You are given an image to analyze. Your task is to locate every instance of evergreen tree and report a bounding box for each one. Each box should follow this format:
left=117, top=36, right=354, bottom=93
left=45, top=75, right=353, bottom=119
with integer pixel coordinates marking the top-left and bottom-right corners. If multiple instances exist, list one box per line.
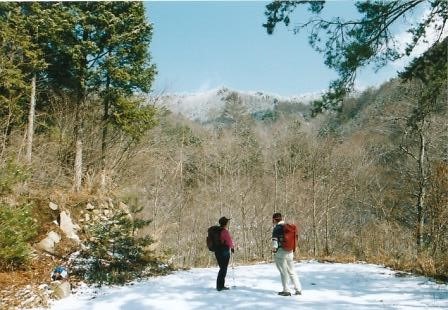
left=74, top=204, right=159, bottom=285
left=35, top=2, right=157, bottom=191
left=0, top=3, right=44, bottom=157
left=263, top=0, right=447, bottom=113
left=0, top=203, right=37, bottom=270
left=87, top=2, right=157, bottom=188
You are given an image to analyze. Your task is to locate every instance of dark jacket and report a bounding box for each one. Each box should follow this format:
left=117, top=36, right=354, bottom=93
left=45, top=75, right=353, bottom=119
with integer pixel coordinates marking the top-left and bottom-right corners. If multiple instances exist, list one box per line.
left=272, top=220, right=285, bottom=251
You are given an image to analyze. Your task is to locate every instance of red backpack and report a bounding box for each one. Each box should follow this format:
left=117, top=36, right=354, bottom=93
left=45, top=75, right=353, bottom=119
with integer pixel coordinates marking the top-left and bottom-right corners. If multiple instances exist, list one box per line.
left=282, top=223, right=298, bottom=252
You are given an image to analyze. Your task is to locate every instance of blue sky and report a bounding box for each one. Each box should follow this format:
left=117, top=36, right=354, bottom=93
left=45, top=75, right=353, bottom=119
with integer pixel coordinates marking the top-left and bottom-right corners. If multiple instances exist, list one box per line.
left=145, top=1, right=418, bottom=97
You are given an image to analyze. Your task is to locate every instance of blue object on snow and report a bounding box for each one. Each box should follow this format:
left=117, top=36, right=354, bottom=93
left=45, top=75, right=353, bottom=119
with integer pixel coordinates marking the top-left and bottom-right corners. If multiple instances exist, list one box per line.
left=51, top=266, right=68, bottom=281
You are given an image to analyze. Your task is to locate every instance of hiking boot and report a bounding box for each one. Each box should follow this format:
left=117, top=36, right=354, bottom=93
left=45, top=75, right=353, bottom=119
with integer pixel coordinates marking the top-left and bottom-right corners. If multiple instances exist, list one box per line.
left=278, top=291, right=291, bottom=296
left=294, top=290, right=302, bottom=295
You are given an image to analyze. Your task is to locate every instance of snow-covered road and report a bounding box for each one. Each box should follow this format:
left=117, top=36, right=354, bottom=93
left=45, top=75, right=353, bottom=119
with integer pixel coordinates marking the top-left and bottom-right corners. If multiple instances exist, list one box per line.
left=48, top=261, right=448, bottom=309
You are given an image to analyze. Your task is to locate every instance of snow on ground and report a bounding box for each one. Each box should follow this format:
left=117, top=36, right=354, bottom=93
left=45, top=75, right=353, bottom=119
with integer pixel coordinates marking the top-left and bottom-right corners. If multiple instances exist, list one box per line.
left=47, top=261, right=448, bottom=310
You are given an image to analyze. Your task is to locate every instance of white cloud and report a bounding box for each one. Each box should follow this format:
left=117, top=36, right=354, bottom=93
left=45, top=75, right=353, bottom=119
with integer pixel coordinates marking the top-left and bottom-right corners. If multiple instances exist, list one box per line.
left=391, top=8, right=448, bottom=70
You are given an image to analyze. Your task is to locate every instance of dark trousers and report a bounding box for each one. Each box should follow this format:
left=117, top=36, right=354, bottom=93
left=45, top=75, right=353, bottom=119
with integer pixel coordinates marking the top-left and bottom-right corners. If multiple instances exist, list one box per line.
left=215, top=250, right=230, bottom=290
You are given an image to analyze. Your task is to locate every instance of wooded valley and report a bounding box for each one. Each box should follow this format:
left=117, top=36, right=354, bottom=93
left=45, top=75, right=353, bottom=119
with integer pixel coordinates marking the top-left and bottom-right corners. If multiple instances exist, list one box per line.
left=0, top=2, right=447, bottom=299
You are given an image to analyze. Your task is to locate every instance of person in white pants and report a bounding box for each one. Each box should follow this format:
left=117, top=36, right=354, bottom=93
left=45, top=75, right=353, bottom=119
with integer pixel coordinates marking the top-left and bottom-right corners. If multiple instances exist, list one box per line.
left=272, top=212, right=302, bottom=296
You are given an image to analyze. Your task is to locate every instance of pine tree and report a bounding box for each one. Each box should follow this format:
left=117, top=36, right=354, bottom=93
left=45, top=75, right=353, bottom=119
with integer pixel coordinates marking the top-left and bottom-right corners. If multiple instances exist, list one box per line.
left=74, top=204, right=161, bottom=285
left=0, top=3, right=43, bottom=157
left=263, top=0, right=447, bottom=112
left=37, top=2, right=157, bottom=191
left=0, top=202, right=37, bottom=270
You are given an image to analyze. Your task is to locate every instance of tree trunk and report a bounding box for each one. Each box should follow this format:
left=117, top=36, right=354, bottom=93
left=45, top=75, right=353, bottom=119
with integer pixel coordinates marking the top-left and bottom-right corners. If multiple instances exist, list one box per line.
left=312, top=164, right=318, bottom=256
left=274, top=161, right=278, bottom=212
left=416, top=127, right=427, bottom=253
left=73, top=83, right=85, bottom=192
left=176, top=132, right=184, bottom=266
left=153, top=185, right=159, bottom=232
left=324, top=193, right=330, bottom=256
left=240, top=194, right=247, bottom=262
left=100, top=94, right=110, bottom=191
left=219, top=165, right=223, bottom=214
left=100, top=55, right=112, bottom=191
left=73, top=125, right=83, bottom=192
left=26, top=75, right=36, bottom=164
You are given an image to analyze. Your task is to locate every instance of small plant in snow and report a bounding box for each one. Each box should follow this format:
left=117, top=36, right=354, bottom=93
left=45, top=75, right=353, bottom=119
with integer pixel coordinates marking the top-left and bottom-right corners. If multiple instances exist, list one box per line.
left=0, top=203, right=37, bottom=270
left=72, top=204, right=160, bottom=285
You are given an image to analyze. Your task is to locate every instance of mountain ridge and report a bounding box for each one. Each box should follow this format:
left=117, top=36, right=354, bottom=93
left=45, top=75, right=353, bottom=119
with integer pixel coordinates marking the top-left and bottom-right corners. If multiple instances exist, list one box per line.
left=153, top=87, right=321, bottom=122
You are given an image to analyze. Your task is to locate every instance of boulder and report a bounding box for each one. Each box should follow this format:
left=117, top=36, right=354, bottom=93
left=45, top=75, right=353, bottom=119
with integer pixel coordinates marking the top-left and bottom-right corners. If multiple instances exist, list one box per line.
left=59, top=211, right=80, bottom=244
left=36, top=231, right=61, bottom=254
left=49, top=202, right=59, bottom=211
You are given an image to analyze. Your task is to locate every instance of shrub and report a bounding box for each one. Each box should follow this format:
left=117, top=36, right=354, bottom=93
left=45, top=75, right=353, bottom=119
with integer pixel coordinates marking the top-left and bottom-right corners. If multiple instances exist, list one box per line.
left=0, top=203, right=37, bottom=270
left=73, top=205, right=165, bottom=285
left=0, top=160, right=28, bottom=194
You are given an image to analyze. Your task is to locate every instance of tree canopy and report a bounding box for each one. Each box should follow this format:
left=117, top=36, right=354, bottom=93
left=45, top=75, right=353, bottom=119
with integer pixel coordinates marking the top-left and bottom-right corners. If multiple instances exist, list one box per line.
left=263, top=0, right=447, bottom=113
left=0, top=2, right=158, bottom=190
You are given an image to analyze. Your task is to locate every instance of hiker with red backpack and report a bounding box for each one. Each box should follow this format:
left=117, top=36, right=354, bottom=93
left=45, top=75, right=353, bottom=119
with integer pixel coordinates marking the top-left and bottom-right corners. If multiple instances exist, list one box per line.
left=207, top=216, right=235, bottom=291
left=271, top=212, right=302, bottom=296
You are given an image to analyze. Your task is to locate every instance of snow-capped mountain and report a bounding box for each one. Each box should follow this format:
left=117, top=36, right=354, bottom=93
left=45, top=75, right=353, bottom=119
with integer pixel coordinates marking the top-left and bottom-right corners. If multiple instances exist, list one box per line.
left=153, top=87, right=321, bottom=122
